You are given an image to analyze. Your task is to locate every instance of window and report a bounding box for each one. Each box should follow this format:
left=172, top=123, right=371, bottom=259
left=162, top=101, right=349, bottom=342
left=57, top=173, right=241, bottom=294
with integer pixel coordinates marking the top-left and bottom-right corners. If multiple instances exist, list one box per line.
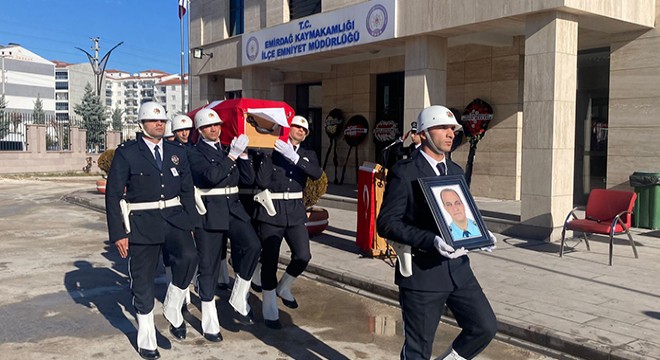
left=56, top=102, right=69, bottom=111
left=106, top=98, right=112, bottom=106
left=55, top=82, right=68, bottom=90
left=289, top=0, right=321, bottom=20
left=171, top=85, right=176, bottom=91
left=56, top=93, right=68, bottom=100
left=230, top=0, right=244, bottom=36
left=56, top=113, right=69, bottom=121
left=55, top=71, right=68, bottom=80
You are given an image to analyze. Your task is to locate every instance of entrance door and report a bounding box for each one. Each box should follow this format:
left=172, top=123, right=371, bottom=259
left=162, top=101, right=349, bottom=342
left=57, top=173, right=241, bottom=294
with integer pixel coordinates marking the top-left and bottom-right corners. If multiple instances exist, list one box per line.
left=376, top=72, right=404, bottom=168
left=574, top=49, right=610, bottom=205
left=295, top=83, right=322, bottom=161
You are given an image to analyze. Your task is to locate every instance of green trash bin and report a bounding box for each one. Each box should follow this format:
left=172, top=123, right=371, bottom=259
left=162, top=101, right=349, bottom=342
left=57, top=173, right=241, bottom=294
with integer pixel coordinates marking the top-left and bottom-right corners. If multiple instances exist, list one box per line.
left=629, top=172, right=660, bottom=229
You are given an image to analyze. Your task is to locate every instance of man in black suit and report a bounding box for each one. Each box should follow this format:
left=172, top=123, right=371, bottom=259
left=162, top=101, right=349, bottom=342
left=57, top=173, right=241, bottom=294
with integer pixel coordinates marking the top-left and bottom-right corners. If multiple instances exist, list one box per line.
left=377, top=105, right=497, bottom=360
left=255, top=115, right=323, bottom=329
left=188, top=108, right=261, bottom=340
left=105, top=101, right=199, bottom=359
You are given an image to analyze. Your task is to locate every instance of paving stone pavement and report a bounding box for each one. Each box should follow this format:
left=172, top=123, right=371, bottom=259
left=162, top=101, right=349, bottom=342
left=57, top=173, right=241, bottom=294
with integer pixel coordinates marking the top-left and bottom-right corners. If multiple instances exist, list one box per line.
left=63, top=181, right=660, bottom=360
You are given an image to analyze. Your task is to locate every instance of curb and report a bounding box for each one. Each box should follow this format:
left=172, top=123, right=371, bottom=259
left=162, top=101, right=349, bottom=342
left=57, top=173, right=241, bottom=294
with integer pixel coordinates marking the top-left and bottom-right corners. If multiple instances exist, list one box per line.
left=64, top=191, right=630, bottom=360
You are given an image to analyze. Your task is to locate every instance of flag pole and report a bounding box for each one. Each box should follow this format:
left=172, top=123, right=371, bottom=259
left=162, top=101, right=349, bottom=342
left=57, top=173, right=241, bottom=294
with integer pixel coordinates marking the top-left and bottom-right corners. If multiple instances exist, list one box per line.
left=179, top=4, right=186, bottom=114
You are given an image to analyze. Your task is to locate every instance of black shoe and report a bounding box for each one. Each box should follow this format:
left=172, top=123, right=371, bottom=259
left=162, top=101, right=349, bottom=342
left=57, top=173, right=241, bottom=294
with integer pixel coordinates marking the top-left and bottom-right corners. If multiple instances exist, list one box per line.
left=279, top=296, right=298, bottom=309
left=250, top=283, right=262, bottom=293
left=169, top=322, right=186, bottom=340
left=217, top=282, right=229, bottom=291
left=264, top=319, right=282, bottom=330
left=138, top=348, right=160, bottom=360
left=181, top=303, right=189, bottom=313
left=236, top=309, right=255, bottom=325
left=203, top=332, right=223, bottom=342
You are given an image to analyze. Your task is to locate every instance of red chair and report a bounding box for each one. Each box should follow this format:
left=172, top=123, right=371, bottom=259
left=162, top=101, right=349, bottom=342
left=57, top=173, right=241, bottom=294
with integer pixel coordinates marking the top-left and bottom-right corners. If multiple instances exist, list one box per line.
left=560, top=189, right=639, bottom=266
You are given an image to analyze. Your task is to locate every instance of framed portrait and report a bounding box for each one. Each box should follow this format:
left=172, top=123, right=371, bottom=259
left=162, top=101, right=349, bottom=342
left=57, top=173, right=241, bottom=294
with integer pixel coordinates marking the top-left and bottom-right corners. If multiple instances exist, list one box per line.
left=418, top=175, right=493, bottom=250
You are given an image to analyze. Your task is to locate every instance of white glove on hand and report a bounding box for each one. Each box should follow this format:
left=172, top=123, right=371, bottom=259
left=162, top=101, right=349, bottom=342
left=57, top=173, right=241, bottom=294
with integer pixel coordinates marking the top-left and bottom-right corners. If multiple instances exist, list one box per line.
left=434, top=236, right=468, bottom=259
left=274, top=139, right=300, bottom=164
left=229, top=134, right=249, bottom=159
left=479, top=231, right=498, bottom=252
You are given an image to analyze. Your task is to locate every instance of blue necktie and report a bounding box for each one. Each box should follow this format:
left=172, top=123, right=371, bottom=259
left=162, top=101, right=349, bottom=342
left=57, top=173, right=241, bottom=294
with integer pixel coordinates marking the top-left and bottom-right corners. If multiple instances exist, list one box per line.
left=437, top=162, right=446, bottom=176
left=154, top=145, right=162, bottom=170
left=463, top=230, right=471, bottom=238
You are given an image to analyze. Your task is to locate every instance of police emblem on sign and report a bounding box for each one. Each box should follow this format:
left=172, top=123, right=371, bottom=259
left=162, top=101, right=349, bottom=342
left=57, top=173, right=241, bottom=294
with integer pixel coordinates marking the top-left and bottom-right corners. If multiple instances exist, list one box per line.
left=246, top=36, right=259, bottom=62
left=366, top=4, right=388, bottom=37
left=171, top=155, right=180, bottom=165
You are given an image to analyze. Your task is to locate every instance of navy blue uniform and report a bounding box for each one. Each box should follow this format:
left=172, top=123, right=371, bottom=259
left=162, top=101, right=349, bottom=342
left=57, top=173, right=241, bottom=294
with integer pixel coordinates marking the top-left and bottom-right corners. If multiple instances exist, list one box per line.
left=377, top=154, right=496, bottom=360
left=188, top=141, right=261, bottom=302
left=255, top=147, right=322, bottom=290
left=105, top=134, right=199, bottom=314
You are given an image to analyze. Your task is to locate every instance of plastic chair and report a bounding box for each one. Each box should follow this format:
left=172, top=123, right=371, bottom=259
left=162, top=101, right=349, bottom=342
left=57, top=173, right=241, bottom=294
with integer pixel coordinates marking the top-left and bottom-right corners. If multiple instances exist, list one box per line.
left=560, top=189, right=639, bottom=265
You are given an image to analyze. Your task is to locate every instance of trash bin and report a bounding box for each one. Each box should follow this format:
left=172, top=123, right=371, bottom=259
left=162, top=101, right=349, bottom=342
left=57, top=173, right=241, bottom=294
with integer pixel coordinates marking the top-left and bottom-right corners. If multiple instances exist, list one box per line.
left=629, top=172, right=660, bottom=229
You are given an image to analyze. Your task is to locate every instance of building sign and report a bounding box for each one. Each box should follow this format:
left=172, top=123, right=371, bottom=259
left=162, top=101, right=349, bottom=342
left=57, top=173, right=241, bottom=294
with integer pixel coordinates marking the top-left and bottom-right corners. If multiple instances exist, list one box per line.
left=242, top=0, right=396, bottom=65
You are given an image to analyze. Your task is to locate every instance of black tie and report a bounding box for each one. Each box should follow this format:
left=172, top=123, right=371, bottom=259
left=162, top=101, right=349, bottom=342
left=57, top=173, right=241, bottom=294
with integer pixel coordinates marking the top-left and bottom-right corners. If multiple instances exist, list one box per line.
left=463, top=230, right=471, bottom=238
left=215, top=143, right=222, bottom=152
left=154, top=145, right=162, bottom=170
left=437, top=162, right=446, bottom=176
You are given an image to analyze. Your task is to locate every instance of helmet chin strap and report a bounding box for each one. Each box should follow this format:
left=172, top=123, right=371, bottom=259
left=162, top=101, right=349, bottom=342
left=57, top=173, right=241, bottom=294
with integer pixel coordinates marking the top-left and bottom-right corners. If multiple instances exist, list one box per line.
left=424, top=129, right=444, bottom=155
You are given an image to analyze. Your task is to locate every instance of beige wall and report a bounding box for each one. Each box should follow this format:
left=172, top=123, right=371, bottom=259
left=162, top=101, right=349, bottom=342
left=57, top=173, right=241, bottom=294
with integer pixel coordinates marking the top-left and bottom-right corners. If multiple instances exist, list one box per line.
left=608, top=3, right=660, bottom=190
left=447, top=37, right=525, bottom=200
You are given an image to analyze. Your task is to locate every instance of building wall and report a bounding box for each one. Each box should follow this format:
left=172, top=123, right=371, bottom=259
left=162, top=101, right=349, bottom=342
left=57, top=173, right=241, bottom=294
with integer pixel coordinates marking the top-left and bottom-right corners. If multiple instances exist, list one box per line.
left=608, top=2, right=660, bottom=189
left=67, top=63, right=96, bottom=119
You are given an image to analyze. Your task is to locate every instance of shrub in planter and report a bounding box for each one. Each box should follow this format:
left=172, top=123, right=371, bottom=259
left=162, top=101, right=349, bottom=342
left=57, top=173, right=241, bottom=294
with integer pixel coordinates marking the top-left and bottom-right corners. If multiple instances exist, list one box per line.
left=303, top=171, right=329, bottom=237
left=96, top=149, right=115, bottom=194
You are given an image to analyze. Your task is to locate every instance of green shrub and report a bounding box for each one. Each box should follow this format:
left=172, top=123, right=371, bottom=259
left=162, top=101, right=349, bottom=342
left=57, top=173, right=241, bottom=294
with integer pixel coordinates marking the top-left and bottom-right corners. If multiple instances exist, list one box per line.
left=97, top=149, right=115, bottom=176
left=304, top=171, right=328, bottom=209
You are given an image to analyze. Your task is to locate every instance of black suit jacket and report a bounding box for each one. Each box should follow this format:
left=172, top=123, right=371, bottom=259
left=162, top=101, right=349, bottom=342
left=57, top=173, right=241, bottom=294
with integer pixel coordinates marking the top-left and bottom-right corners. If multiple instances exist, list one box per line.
left=188, top=141, right=254, bottom=231
left=105, top=134, right=198, bottom=244
left=255, top=147, right=322, bottom=226
left=377, top=152, right=476, bottom=291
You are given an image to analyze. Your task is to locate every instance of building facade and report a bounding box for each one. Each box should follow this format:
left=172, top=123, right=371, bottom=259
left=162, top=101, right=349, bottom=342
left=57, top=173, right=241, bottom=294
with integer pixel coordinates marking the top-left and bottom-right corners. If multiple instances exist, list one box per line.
left=53, top=61, right=97, bottom=123
left=0, top=44, right=55, bottom=114
left=189, top=0, right=660, bottom=241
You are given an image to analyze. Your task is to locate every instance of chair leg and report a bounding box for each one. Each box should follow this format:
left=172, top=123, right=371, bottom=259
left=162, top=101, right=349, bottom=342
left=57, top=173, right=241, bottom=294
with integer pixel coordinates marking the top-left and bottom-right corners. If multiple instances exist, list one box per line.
left=608, top=234, right=614, bottom=266
left=625, top=229, right=639, bottom=259
left=582, top=233, right=591, bottom=251
left=560, top=227, right=567, bottom=257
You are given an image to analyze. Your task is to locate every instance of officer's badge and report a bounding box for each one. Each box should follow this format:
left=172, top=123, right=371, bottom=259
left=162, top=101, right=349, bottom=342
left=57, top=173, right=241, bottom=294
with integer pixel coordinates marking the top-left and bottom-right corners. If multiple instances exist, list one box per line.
left=171, top=155, right=180, bottom=165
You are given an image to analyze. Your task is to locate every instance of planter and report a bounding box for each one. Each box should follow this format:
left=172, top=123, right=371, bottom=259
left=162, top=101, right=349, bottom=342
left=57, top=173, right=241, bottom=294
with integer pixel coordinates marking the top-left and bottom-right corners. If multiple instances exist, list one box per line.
left=96, top=179, right=107, bottom=194
left=305, top=206, right=329, bottom=237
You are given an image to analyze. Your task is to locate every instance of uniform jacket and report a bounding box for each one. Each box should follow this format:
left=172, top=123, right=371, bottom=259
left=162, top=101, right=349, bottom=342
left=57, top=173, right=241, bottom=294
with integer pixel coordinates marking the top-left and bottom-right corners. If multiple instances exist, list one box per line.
left=105, top=134, right=198, bottom=244
left=376, top=153, right=476, bottom=291
left=188, top=141, right=254, bottom=231
left=255, top=146, right=322, bottom=226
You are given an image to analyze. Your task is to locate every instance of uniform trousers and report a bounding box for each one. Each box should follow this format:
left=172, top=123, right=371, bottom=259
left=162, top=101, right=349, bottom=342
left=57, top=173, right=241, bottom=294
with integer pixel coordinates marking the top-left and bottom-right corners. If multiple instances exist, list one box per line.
left=128, top=223, right=198, bottom=314
left=259, top=222, right=311, bottom=291
left=195, top=213, right=261, bottom=301
left=399, top=278, right=497, bottom=360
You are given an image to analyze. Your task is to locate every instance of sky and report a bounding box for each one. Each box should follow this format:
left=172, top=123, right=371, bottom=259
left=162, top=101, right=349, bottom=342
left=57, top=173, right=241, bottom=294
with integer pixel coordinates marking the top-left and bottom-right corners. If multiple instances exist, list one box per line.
left=1, top=0, right=189, bottom=74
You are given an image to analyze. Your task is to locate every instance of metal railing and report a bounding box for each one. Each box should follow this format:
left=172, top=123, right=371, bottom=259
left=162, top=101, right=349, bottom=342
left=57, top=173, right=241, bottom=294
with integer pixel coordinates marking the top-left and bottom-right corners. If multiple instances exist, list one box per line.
left=0, top=111, right=84, bottom=151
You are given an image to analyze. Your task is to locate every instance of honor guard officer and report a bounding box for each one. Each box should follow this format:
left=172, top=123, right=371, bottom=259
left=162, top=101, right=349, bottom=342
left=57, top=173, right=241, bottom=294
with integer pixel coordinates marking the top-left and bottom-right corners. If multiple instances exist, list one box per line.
left=254, top=115, right=323, bottom=329
left=171, top=114, right=194, bottom=145
left=188, top=108, right=262, bottom=341
left=105, top=101, right=199, bottom=360
left=377, top=105, right=497, bottom=360
left=164, top=120, right=175, bottom=142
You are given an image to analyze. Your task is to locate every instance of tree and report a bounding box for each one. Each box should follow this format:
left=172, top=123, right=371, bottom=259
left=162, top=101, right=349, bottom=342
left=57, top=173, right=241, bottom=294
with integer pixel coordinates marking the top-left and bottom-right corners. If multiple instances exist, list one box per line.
left=0, top=95, right=7, bottom=139
left=75, top=83, right=107, bottom=152
left=111, top=106, right=124, bottom=131
left=33, top=94, right=45, bottom=124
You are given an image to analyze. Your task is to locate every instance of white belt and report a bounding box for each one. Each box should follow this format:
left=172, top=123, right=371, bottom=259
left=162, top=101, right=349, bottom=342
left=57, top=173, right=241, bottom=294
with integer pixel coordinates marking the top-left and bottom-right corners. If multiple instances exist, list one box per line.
left=269, top=191, right=303, bottom=200
left=197, top=186, right=239, bottom=196
left=127, top=197, right=182, bottom=211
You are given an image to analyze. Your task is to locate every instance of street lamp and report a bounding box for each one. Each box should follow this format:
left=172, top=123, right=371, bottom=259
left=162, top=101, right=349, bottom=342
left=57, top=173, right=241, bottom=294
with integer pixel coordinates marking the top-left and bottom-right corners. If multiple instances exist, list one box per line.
left=192, top=47, right=213, bottom=59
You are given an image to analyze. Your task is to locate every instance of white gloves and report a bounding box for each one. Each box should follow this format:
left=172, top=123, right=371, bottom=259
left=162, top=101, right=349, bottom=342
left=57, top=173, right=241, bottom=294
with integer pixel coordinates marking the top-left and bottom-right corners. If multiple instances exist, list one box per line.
left=434, top=236, right=468, bottom=259
left=479, top=231, right=498, bottom=252
left=274, top=139, right=300, bottom=164
left=229, top=134, right=249, bottom=159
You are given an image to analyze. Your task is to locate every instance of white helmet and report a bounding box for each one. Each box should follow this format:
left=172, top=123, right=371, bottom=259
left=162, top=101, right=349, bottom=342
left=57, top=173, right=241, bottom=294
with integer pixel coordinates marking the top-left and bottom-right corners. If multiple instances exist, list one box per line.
left=172, top=114, right=193, bottom=131
left=195, top=108, right=222, bottom=129
left=291, top=115, right=309, bottom=133
left=416, top=105, right=462, bottom=134
left=138, top=101, right=168, bottom=122
left=164, top=120, right=174, bottom=137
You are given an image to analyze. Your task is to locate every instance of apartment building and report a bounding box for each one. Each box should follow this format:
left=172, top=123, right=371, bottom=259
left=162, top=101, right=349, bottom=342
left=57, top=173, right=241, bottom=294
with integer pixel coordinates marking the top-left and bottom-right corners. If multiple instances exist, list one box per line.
left=0, top=44, right=54, bottom=114
left=52, top=61, right=96, bottom=123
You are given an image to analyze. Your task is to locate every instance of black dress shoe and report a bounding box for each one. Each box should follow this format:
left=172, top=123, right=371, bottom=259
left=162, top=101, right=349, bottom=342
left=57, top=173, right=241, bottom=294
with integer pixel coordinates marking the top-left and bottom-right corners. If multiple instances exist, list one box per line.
left=169, top=322, right=186, bottom=340
left=138, top=348, right=160, bottom=360
left=279, top=296, right=298, bottom=309
left=264, top=319, right=282, bottom=330
left=235, top=309, right=255, bottom=325
left=203, top=332, right=223, bottom=342
left=250, top=283, right=262, bottom=293
left=217, top=282, right=229, bottom=291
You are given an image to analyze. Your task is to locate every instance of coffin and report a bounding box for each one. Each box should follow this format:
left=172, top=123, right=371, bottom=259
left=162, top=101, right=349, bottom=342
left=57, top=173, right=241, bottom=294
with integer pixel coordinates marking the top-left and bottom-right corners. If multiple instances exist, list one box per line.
left=188, top=98, right=295, bottom=148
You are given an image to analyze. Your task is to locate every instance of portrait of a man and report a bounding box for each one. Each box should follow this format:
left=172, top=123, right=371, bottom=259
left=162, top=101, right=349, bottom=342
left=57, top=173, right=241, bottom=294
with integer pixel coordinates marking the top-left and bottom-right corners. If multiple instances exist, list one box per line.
left=437, top=187, right=482, bottom=241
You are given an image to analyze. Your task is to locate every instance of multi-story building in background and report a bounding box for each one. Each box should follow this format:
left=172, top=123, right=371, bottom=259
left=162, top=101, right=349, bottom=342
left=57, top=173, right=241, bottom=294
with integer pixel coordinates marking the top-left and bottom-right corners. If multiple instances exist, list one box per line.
left=0, top=44, right=55, bottom=115
left=52, top=61, right=96, bottom=124
left=154, top=75, right=188, bottom=115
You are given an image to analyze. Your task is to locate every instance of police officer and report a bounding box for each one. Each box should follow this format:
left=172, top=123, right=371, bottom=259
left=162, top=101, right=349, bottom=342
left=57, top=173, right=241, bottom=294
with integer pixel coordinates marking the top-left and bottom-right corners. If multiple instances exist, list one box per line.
left=377, top=105, right=497, bottom=360
left=105, top=101, right=199, bottom=360
left=171, top=114, right=194, bottom=145
left=255, top=115, right=323, bottom=329
left=188, top=108, right=262, bottom=341
left=164, top=119, right=175, bottom=142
